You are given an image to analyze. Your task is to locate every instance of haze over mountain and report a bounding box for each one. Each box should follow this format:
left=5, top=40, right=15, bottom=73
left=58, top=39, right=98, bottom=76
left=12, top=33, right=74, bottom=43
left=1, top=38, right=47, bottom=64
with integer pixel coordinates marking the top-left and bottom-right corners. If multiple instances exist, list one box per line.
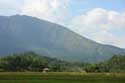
left=0, top=15, right=125, bottom=62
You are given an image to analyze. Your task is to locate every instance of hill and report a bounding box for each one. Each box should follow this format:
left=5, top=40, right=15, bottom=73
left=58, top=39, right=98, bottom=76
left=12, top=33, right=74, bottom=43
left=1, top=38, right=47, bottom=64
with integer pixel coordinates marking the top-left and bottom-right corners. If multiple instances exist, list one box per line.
left=0, top=15, right=125, bottom=62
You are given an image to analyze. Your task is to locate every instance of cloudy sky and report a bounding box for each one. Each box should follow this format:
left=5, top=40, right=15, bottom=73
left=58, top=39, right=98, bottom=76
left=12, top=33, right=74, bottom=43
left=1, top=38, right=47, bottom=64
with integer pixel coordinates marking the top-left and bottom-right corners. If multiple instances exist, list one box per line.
left=0, top=0, right=125, bottom=48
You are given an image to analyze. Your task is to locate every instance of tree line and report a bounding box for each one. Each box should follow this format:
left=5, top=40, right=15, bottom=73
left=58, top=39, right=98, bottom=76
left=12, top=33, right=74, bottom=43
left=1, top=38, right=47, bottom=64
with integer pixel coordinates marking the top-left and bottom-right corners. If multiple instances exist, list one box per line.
left=0, top=52, right=124, bottom=72
left=0, top=52, right=72, bottom=72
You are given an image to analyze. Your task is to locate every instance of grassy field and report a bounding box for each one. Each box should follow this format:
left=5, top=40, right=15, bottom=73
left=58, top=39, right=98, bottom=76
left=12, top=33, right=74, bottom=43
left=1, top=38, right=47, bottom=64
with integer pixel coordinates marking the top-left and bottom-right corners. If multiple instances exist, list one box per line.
left=0, top=72, right=125, bottom=83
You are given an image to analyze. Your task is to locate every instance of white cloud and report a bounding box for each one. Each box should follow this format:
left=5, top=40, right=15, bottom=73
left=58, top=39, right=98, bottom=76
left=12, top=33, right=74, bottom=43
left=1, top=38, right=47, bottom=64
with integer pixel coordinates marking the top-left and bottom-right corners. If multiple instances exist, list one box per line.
left=21, top=0, right=71, bottom=25
left=108, top=11, right=123, bottom=27
left=91, top=30, right=125, bottom=48
left=68, top=8, right=125, bottom=48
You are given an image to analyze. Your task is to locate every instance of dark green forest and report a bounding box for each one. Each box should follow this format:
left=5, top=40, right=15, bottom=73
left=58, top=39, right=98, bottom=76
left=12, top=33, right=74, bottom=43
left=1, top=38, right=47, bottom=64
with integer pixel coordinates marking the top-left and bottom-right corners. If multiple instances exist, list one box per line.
left=0, top=52, right=125, bottom=72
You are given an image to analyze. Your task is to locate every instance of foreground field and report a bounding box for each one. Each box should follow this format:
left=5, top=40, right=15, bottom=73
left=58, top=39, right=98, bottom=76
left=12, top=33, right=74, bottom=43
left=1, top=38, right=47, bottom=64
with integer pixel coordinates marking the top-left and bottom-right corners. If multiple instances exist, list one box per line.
left=0, top=72, right=125, bottom=83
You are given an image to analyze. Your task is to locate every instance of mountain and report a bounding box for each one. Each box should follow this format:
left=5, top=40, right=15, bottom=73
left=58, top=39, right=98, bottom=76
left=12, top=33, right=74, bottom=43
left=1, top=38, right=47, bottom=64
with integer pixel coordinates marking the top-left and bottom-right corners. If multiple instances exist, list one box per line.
left=0, top=15, right=125, bottom=62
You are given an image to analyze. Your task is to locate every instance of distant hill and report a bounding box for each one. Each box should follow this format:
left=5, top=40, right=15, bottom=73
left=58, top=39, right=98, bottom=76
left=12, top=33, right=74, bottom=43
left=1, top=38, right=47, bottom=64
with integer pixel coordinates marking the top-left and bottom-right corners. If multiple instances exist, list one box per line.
left=0, top=15, right=125, bottom=62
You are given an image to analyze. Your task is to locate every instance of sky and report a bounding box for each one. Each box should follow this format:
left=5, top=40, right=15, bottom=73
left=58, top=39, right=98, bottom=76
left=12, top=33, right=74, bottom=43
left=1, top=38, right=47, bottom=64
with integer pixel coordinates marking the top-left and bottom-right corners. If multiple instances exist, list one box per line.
left=0, top=0, right=125, bottom=48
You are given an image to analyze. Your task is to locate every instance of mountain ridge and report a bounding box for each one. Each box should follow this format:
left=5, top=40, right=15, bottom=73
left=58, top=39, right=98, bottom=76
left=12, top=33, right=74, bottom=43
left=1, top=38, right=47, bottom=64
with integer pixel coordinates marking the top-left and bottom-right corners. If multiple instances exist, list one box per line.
left=0, top=15, right=125, bottom=62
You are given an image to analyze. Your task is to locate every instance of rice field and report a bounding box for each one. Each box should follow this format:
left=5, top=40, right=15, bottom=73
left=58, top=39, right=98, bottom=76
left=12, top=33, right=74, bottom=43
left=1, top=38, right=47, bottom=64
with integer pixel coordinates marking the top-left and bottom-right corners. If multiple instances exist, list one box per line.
left=0, top=72, right=124, bottom=83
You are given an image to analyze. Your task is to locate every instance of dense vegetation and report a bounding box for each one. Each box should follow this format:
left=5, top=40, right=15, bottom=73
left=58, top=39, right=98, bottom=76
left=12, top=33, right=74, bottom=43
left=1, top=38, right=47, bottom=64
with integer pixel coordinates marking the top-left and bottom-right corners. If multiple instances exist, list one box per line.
left=99, top=55, right=125, bottom=72
left=0, top=52, right=72, bottom=72
left=0, top=52, right=125, bottom=72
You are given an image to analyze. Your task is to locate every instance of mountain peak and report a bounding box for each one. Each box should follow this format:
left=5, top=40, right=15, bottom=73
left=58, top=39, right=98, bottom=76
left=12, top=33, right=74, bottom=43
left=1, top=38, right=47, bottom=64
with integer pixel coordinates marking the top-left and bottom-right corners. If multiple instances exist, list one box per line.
left=0, top=15, right=125, bottom=62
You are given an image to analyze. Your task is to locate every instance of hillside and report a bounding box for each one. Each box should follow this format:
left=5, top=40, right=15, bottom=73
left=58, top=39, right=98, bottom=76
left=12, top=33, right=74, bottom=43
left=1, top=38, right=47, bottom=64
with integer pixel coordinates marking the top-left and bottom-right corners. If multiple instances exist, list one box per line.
left=0, top=15, right=125, bottom=62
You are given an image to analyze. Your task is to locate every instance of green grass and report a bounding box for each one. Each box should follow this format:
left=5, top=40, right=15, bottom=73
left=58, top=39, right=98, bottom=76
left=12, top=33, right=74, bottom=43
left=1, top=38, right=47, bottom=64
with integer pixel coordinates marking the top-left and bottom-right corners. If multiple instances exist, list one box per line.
left=0, top=72, right=125, bottom=83
left=1, top=80, right=124, bottom=83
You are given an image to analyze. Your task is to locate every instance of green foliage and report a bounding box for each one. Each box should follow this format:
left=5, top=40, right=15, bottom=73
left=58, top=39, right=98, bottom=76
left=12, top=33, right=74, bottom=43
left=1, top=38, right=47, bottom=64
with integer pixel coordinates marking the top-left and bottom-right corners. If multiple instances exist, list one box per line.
left=0, top=52, right=124, bottom=72
left=107, top=55, right=125, bottom=72
left=87, top=55, right=125, bottom=73
left=0, top=52, right=71, bottom=72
